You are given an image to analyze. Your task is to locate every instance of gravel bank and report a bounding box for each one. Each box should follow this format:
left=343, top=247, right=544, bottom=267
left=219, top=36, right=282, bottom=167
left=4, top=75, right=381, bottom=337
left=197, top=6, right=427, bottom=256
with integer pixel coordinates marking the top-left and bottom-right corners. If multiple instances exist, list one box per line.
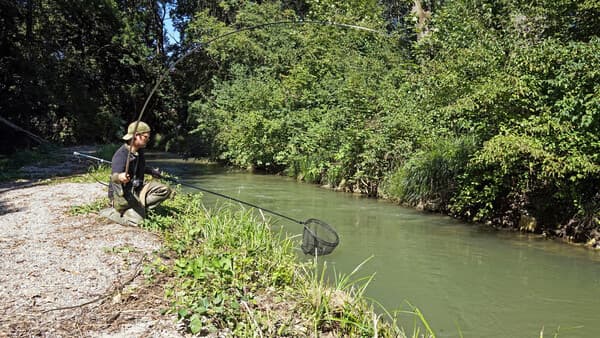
left=0, top=181, right=182, bottom=337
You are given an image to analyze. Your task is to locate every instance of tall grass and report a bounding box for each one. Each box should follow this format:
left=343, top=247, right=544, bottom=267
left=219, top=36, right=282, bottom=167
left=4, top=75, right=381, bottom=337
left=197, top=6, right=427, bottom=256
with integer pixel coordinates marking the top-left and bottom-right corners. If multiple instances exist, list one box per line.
left=382, top=136, right=476, bottom=211
left=142, top=191, right=435, bottom=337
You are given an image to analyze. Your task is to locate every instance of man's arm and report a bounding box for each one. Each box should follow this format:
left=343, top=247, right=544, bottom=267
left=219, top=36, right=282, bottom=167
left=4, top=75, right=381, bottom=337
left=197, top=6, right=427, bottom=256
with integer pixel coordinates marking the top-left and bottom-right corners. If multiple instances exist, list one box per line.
left=111, top=147, right=131, bottom=184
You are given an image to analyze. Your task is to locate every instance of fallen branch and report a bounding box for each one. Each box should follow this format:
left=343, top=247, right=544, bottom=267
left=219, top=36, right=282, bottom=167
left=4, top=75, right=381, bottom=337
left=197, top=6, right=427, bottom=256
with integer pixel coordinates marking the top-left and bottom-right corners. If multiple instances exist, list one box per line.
left=42, top=253, right=147, bottom=313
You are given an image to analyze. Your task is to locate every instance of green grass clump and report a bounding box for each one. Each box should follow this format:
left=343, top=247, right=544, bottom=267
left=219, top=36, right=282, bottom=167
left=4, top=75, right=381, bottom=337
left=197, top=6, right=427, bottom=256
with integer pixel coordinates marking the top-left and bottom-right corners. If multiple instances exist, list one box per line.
left=65, top=164, right=111, bottom=184
left=143, top=191, right=434, bottom=337
left=69, top=197, right=110, bottom=215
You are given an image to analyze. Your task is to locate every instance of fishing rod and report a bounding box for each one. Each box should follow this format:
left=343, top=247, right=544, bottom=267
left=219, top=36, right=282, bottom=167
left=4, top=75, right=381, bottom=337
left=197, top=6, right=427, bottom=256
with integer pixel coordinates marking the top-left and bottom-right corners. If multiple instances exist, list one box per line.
left=125, top=19, right=387, bottom=174
left=73, top=151, right=111, bottom=164
left=73, top=151, right=340, bottom=255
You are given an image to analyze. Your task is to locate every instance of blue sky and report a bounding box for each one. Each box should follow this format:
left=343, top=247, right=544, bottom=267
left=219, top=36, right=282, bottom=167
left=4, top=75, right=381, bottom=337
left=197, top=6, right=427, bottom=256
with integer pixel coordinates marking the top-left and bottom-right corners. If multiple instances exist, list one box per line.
left=163, top=3, right=179, bottom=45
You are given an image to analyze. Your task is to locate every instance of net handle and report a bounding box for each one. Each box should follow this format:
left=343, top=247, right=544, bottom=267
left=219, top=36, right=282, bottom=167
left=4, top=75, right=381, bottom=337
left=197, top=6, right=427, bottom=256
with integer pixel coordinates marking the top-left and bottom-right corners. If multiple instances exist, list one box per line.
left=170, top=178, right=339, bottom=254
left=167, top=177, right=305, bottom=224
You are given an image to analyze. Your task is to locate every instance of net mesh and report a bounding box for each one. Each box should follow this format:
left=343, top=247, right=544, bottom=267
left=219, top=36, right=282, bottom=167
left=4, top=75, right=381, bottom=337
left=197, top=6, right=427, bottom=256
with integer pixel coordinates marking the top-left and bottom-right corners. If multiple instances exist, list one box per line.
left=301, top=218, right=339, bottom=256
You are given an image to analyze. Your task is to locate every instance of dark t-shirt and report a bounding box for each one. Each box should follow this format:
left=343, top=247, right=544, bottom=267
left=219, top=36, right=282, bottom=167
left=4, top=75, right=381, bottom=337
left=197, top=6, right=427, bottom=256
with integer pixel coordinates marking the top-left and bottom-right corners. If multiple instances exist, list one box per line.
left=108, top=144, right=146, bottom=199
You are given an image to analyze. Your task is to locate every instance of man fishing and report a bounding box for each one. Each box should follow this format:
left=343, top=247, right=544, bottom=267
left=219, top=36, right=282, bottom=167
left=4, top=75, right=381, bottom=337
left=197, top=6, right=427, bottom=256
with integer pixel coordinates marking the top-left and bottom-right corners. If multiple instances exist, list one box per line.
left=99, top=121, right=172, bottom=226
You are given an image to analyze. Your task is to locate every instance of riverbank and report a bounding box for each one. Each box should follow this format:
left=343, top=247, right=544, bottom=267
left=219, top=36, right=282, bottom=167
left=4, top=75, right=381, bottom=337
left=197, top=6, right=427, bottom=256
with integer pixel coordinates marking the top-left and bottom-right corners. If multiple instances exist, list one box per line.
left=0, top=181, right=181, bottom=336
left=321, top=180, right=600, bottom=251
left=0, top=150, right=425, bottom=337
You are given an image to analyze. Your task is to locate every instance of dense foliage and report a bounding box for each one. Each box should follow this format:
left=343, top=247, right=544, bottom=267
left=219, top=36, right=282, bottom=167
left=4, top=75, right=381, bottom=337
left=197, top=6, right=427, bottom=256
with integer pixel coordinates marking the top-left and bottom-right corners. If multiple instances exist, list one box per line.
left=181, top=0, right=600, bottom=239
left=1, top=0, right=180, bottom=151
left=2, top=0, right=599, bottom=240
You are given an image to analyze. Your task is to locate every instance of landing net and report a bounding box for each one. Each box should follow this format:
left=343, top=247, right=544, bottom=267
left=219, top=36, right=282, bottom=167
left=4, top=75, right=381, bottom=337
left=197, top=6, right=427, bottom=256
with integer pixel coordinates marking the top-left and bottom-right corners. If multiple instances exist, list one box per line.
left=301, top=218, right=340, bottom=256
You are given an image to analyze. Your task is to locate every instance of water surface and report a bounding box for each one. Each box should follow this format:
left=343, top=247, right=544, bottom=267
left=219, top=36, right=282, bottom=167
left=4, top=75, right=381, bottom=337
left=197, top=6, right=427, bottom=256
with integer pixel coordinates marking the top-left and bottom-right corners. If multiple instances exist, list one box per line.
left=151, top=158, right=600, bottom=338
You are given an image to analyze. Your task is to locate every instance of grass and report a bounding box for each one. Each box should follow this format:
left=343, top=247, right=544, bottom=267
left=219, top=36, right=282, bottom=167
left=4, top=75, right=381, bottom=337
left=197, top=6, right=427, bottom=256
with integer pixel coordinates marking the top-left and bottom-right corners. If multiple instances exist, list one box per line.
left=138, top=190, right=436, bottom=337
left=66, top=164, right=111, bottom=184
left=69, top=196, right=110, bottom=215
left=0, top=144, right=63, bottom=182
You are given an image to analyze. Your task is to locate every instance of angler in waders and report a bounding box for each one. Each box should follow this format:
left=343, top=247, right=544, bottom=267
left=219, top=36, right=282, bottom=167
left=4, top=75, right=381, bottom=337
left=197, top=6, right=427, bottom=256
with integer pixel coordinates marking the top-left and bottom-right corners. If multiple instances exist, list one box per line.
left=99, top=121, right=172, bottom=226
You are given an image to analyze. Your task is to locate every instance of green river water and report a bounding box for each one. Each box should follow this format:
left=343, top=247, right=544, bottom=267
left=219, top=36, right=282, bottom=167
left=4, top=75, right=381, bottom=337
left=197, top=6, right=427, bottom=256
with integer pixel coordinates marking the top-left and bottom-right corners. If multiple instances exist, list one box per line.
left=152, top=158, right=600, bottom=338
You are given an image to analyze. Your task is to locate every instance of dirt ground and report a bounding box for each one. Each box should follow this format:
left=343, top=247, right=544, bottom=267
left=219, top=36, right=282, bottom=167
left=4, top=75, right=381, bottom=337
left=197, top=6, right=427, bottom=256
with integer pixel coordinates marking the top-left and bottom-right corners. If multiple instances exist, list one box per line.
left=0, top=164, right=185, bottom=336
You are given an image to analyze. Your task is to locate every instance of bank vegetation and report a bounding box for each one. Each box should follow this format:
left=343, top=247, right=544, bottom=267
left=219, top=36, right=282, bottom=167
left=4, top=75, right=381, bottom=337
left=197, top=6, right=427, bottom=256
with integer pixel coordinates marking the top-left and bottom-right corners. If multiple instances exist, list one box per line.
left=2, top=1, right=599, bottom=245
left=142, top=185, right=436, bottom=336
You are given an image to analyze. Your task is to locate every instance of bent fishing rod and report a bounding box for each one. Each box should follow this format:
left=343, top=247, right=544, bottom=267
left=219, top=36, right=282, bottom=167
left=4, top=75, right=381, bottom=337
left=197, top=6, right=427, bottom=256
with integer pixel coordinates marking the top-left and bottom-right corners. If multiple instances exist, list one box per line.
left=74, top=151, right=340, bottom=255
left=125, top=19, right=386, bottom=175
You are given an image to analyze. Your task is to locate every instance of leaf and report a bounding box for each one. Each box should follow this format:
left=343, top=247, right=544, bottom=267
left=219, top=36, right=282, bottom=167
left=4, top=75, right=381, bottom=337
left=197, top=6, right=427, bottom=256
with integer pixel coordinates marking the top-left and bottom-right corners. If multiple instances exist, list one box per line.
left=189, top=314, right=203, bottom=334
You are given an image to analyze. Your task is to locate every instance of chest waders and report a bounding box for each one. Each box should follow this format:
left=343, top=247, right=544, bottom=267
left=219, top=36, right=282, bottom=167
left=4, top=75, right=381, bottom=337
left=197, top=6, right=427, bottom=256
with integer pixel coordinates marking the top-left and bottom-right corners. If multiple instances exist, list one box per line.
left=112, top=153, right=142, bottom=216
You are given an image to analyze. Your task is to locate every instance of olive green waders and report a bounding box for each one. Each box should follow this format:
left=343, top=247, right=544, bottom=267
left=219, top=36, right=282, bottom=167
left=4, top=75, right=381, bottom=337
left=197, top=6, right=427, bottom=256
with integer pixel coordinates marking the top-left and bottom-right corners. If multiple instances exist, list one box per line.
left=99, top=181, right=171, bottom=226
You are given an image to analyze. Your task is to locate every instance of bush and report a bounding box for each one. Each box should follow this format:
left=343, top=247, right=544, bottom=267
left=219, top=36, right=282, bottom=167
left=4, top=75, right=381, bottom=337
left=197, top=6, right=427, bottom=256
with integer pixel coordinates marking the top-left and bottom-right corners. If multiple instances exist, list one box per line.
left=382, top=136, right=477, bottom=211
left=451, top=115, right=600, bottom=230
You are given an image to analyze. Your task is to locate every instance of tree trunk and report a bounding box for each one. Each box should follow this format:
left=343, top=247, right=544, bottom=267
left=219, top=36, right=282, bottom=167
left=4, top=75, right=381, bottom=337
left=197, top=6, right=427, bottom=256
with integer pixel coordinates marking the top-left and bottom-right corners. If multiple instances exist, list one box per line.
left=412, top=0, right=431, bottom=40
left=152, top=0, right=164, bottom=56
left=26, top=0, right=34, bottom=43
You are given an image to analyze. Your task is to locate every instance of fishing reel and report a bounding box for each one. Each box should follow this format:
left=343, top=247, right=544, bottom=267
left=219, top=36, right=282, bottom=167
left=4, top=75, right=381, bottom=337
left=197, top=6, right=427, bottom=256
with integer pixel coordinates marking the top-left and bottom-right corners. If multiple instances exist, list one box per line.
left=131, top=178, right=142, bottom=188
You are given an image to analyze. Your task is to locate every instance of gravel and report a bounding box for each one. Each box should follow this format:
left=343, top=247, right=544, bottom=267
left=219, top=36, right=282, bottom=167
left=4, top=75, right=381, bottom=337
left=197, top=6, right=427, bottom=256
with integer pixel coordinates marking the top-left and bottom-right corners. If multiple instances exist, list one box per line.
left=0, top=181, right=184, bottom=337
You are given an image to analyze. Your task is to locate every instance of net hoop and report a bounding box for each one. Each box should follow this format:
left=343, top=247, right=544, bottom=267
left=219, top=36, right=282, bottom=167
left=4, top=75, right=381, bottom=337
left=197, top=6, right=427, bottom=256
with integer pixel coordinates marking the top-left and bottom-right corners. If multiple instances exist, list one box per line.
left=301, top=218, right=340, bottom=256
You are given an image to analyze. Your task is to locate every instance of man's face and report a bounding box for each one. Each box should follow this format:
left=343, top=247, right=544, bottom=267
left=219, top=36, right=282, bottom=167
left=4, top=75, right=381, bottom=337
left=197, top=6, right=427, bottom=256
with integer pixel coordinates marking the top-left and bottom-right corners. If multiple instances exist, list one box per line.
left=134, top=132, right=150, bottom=148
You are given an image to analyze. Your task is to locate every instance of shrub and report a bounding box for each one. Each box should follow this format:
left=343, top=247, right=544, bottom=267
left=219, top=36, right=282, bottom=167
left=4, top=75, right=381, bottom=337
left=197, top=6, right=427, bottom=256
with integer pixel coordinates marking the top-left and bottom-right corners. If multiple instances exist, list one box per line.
left=383, top=136, right=477, bottom=211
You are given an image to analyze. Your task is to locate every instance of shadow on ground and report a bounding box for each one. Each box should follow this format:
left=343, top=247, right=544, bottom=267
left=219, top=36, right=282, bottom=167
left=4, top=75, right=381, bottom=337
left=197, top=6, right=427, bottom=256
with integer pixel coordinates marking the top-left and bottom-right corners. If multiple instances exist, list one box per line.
left=0, top=200, right=23, bottom=216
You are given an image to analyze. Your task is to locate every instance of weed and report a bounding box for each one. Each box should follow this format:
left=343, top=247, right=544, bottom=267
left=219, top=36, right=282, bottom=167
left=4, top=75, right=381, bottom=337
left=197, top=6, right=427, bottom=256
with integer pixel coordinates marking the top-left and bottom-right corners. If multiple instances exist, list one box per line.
left=69, top=197, right=109, bottom=215
left=144, top=190, right=430, bottom=337
left=66, top=164, right=111, bottom=184
left=103, top=245, right=137, bottom=254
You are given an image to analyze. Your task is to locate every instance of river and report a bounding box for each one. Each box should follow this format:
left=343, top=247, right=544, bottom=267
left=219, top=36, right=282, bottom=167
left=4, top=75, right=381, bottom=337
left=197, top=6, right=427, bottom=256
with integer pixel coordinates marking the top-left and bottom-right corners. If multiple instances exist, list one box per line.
left=150, top=157, right=600, bottom=338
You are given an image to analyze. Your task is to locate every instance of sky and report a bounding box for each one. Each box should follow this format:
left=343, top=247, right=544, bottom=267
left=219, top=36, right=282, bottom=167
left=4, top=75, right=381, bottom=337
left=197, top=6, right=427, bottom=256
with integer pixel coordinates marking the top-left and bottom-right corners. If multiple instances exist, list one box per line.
left=163, top=3, right=180, bottom=45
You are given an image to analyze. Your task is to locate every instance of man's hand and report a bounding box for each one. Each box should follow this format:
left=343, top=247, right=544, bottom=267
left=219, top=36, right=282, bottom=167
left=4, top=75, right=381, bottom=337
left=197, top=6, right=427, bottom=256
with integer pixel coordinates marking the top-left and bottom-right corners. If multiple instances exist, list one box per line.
left=149, top=167, right=162, bottom=178
left=117, top=172, right=130, bottom=184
